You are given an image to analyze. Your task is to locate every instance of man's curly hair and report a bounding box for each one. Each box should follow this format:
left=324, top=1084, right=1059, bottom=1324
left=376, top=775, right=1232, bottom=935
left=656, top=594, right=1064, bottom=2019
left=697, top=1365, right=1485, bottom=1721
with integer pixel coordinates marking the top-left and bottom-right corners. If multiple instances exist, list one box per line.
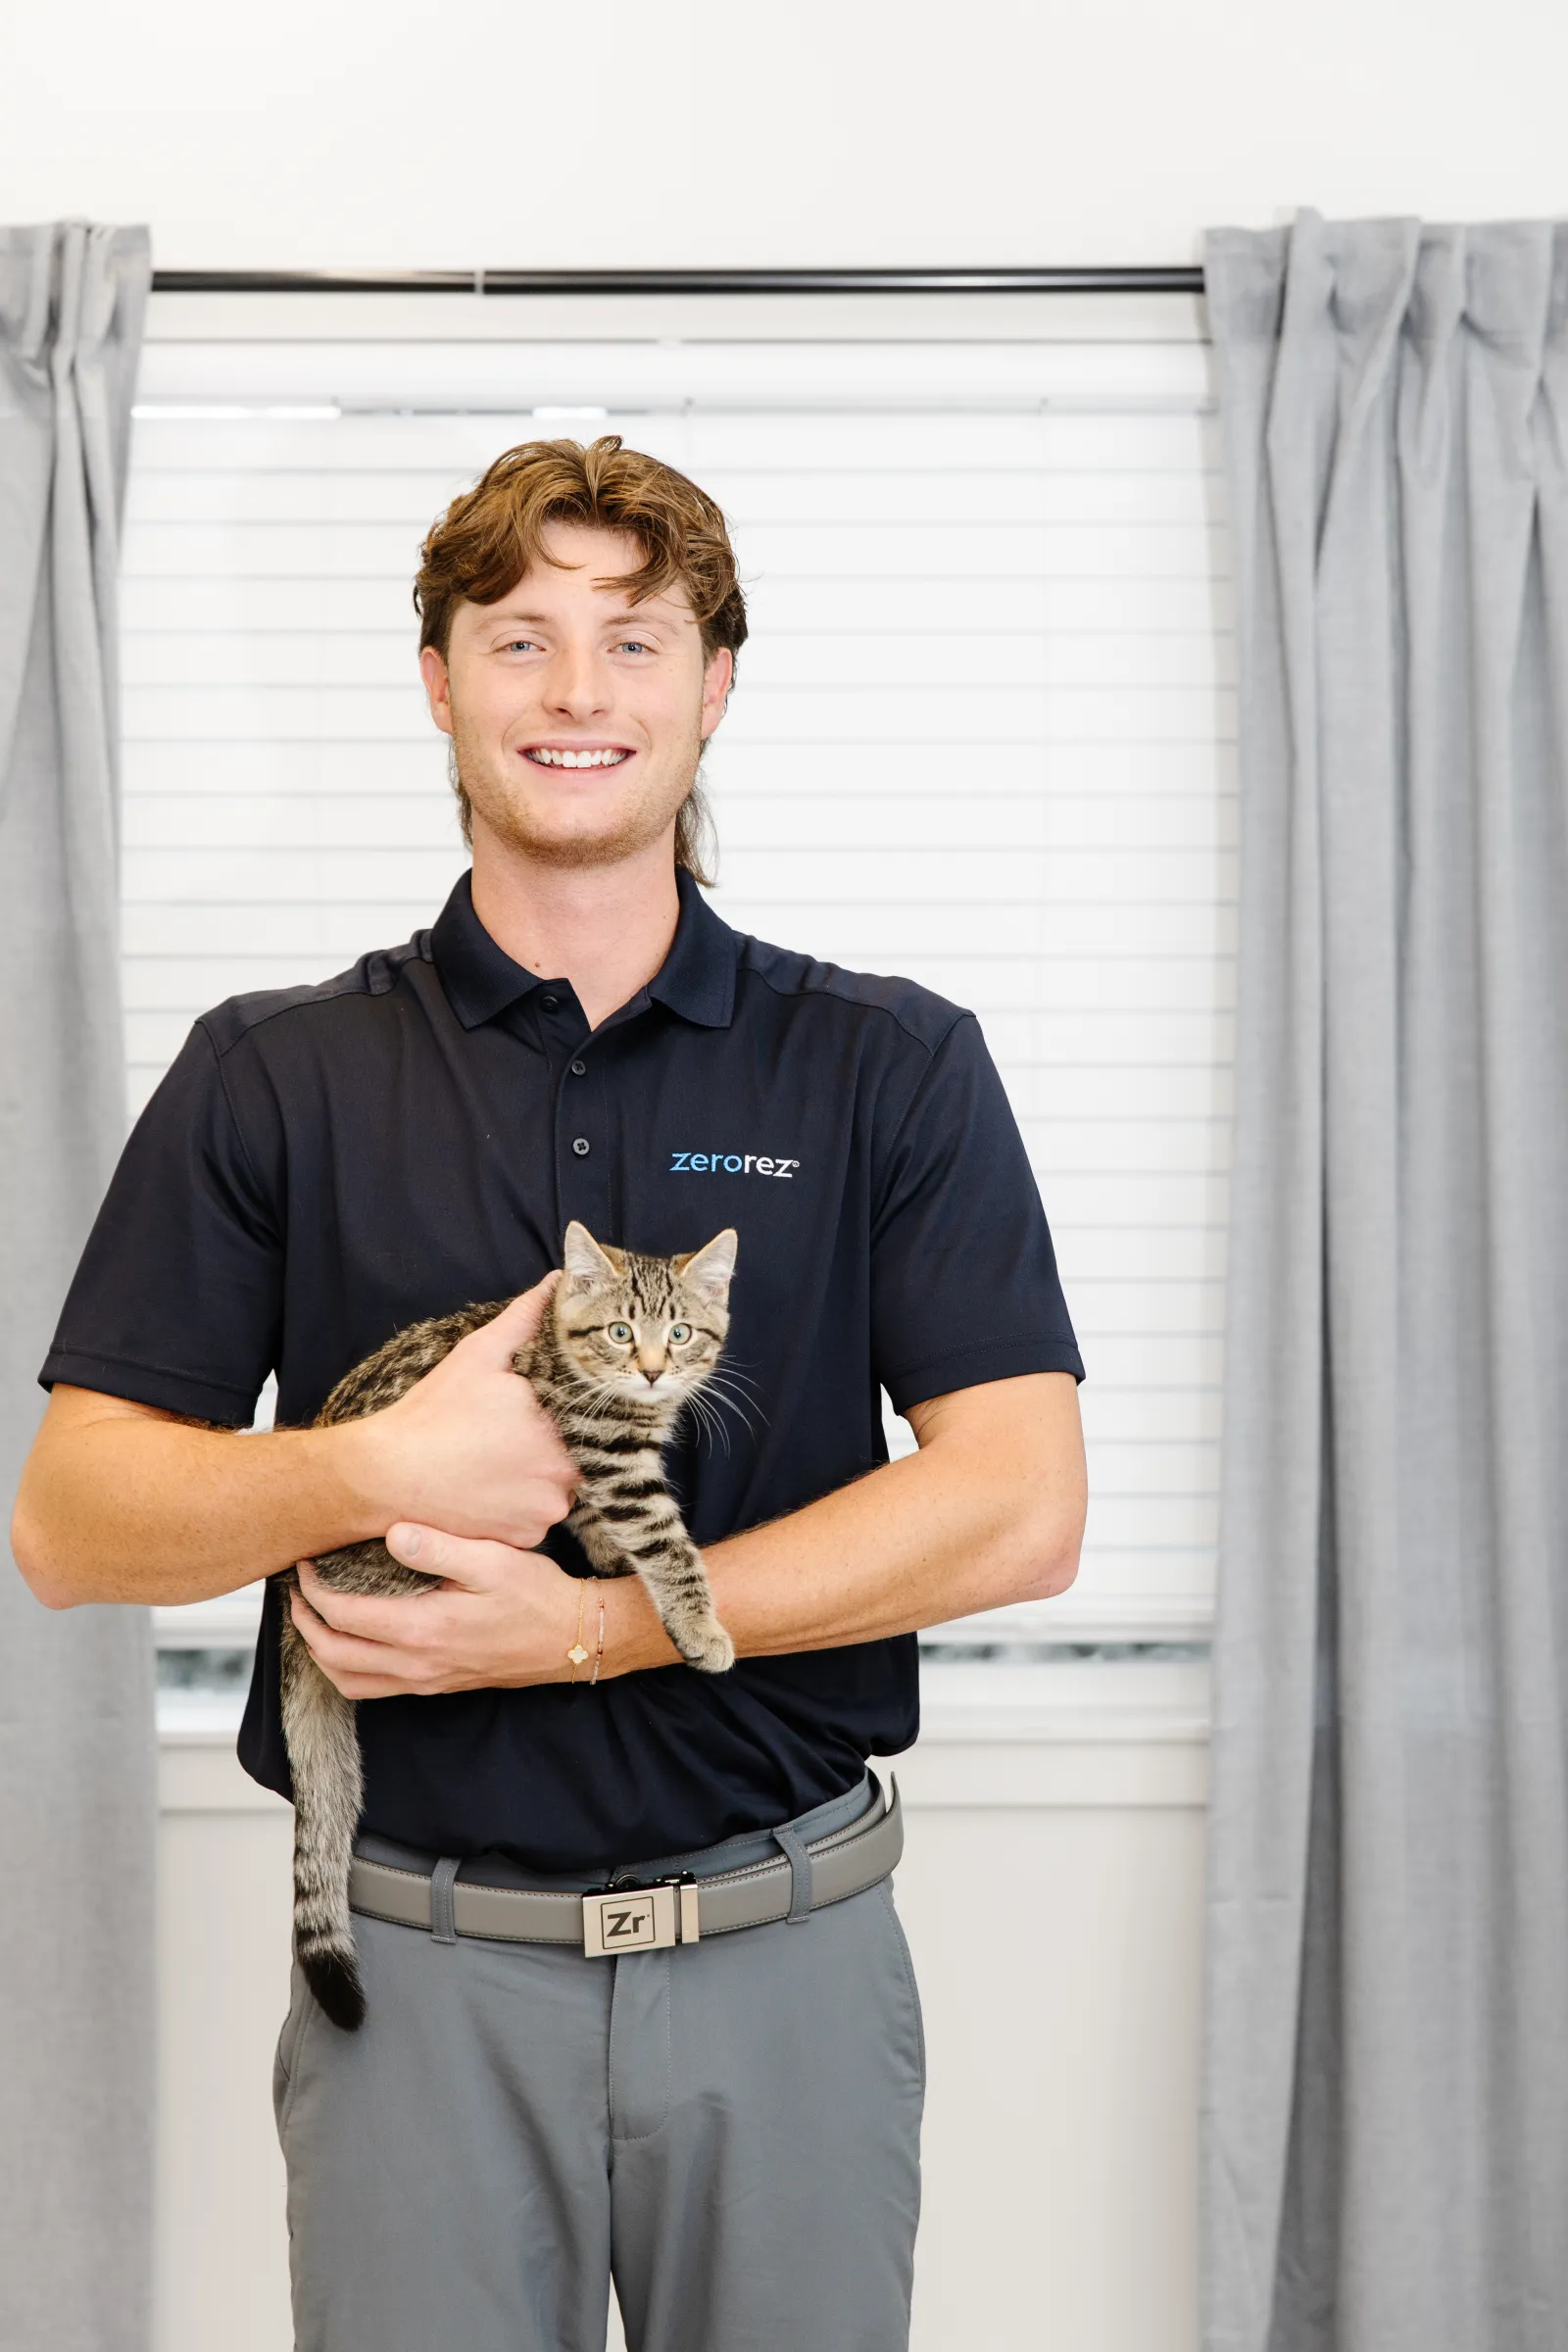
left=414, top=435, right=749, bottom=882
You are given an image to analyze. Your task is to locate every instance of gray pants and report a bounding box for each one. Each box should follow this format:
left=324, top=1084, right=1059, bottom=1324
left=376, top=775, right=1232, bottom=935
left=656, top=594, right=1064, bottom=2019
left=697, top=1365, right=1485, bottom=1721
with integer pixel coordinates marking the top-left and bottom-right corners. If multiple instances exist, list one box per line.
left=273, top=1779, right=924, bottom=2351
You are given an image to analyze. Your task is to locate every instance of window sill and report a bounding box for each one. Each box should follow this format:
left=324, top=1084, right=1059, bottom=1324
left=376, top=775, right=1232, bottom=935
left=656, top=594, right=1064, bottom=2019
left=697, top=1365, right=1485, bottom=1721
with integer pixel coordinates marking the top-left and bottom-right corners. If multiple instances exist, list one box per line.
left=156, top=1655, right=1210, bottom=1815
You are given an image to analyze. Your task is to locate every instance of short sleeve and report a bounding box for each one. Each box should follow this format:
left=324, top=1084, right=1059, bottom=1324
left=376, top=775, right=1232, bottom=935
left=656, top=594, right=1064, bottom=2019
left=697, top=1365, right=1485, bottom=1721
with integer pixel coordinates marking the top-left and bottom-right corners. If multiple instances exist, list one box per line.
left=39, top=1022, right=282, bottom=1425
left=870, top=1014, right=1084, bottom=1413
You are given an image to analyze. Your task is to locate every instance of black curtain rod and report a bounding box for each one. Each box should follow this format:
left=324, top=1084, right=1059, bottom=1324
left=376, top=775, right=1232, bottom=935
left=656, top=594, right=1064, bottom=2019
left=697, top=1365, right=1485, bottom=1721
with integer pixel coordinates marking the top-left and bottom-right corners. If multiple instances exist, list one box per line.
left=150, top=265, right=1205, bottom=297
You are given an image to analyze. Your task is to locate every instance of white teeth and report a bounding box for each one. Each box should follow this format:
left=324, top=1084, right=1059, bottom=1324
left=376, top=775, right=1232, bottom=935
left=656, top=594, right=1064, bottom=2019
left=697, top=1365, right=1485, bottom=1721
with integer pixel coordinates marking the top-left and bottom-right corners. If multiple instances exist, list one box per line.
left=527, top=746, right=630, bottom=768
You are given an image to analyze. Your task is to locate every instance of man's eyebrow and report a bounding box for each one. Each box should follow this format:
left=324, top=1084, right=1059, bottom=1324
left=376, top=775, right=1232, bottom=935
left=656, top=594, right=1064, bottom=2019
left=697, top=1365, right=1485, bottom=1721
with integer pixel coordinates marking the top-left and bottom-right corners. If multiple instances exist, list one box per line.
left=481, top=602, right=684, bottom=631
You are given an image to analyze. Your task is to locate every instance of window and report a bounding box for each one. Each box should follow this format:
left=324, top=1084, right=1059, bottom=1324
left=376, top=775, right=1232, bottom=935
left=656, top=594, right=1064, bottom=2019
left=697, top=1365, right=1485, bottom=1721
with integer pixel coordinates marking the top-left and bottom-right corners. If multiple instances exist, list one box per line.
left=130, top=317, right=1230, bottom=1682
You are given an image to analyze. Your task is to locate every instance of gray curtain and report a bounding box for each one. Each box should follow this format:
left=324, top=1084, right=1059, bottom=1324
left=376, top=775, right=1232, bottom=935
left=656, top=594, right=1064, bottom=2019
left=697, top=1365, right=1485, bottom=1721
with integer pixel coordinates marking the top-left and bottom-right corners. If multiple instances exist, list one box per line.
left=1201, top=213, right=1568, bottom=2352
left=0, top=222, right=155, bottom=2352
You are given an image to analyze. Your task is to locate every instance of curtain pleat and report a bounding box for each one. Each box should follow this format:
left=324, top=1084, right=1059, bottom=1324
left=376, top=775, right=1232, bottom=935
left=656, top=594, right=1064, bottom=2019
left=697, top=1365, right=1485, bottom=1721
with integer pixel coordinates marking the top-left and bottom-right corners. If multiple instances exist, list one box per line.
left=0, top=220, right=155, bottom=2352
left=1203, top=213, right=1568, bottom=2352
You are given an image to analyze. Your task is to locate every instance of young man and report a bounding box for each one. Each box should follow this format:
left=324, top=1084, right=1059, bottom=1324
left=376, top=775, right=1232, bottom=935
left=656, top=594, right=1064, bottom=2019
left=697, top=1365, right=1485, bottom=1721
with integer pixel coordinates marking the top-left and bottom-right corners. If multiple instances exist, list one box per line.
left=14, top=437, right=1086, bottom=2352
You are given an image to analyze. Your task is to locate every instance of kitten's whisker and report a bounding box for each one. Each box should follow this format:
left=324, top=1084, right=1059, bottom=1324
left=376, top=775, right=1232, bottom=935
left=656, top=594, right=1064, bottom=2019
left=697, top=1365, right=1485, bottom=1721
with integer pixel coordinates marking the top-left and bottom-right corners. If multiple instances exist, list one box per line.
left=683, top=1391, right=731, bottom=1456
left=704, top=1374, right=763, bottom=1416
left=575, top=1386, right=628, bottom=1431
left=699, top=1380, right=765, bottom=1440
left=703, top=1369, right=767, bottom=1421
left=699, top=1392, right=735, bottom=1454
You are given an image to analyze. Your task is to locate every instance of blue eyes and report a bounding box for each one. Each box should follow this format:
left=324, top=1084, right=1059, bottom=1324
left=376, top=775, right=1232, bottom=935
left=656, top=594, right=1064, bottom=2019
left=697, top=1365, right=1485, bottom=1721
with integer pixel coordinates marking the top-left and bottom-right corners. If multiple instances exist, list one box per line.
left=499, top=639, right=652, bottom=657
left=606, top=1319, right=690, bottom=1346
left=608, top=1322, right=633, bottom=1344
left=669, top=1323, right=692, bottom=1344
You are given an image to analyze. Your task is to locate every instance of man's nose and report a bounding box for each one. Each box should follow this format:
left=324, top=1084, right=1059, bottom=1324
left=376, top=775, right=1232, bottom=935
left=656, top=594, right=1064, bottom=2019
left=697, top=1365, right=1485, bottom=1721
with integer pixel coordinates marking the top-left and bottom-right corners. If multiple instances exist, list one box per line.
left=544, top=648, right=610, bottom=716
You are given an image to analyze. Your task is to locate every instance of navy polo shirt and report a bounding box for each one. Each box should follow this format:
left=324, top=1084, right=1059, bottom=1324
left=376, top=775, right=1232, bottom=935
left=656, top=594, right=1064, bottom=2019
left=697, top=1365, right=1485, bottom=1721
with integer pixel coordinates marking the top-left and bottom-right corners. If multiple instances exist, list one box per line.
left=42, top=868, right=1083, bottom=1871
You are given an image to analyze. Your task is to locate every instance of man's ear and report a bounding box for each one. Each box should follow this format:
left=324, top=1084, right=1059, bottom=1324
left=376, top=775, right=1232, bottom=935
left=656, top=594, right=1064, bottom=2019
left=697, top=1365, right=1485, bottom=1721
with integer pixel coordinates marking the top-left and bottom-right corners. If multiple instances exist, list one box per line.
left=699, top=645, right=734, bottom=744
left=419, top=642, right=454, bottom=738
left=675, top=1228, right=739, bottom=1300
left=563, top=1222, right=623, bottom=1285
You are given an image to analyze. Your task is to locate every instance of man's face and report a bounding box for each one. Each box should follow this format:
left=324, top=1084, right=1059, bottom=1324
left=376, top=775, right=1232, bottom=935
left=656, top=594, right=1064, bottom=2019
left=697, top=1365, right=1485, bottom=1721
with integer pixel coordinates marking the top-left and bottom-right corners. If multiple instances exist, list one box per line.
left=418, top=521, right=733, bottom=870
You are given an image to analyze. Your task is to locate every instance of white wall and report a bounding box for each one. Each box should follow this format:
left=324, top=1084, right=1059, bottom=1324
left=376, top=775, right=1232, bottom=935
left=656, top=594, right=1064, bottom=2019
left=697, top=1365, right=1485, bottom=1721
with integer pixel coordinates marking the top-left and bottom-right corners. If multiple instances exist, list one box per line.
left=158, top=1664, right=1208, bottom=2352
left=0, top=0, right=1562, bottom=271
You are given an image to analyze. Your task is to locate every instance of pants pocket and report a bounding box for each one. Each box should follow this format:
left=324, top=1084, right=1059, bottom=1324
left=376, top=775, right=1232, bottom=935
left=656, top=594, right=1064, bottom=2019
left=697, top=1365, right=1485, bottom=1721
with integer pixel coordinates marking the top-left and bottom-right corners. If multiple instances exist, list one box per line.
left=878, top=1878, right=927, bottom=2093
left=273, top=1962, right=318, bottom=2140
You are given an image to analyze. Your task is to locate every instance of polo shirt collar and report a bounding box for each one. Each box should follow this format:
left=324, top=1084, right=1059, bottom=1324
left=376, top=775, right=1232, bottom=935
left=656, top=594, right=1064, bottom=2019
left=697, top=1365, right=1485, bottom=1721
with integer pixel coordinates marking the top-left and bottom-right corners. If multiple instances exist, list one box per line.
left=648, top=869, right=738, bottom=1029
left=429, top=866, right=737, bottom=1033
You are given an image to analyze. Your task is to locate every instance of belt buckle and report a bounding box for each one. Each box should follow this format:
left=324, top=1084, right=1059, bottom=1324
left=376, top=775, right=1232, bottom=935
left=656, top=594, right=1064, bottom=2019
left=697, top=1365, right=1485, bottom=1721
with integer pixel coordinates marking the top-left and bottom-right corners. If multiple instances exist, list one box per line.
left=581, top=1872, right=699, bottom=1958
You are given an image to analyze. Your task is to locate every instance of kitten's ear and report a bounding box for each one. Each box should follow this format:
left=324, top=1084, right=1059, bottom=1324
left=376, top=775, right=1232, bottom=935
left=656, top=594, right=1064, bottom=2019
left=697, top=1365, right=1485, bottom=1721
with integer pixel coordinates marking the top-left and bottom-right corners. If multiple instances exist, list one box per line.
left=562, top=1222, right=622, bottom=1286
left=675, top=1228, right=739, bottom=1301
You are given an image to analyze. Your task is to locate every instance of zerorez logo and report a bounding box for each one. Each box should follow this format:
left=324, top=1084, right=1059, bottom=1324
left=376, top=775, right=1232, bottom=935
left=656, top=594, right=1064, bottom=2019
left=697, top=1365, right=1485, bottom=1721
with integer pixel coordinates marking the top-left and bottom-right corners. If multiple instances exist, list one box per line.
left=669, top=1150, right=799, bottom=1178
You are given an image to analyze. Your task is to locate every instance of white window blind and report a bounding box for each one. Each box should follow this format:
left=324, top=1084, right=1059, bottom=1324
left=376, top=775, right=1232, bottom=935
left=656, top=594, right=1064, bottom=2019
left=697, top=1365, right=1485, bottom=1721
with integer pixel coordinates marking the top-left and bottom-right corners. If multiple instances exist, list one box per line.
left=128, top=331, right=1231, bottom=1658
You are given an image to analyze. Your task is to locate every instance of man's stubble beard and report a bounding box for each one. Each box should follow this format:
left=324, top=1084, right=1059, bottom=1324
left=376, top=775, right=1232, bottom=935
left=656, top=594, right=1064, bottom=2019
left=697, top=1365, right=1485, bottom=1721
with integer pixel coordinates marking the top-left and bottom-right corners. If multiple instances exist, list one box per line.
left=450, top=709, right=704, bottom=873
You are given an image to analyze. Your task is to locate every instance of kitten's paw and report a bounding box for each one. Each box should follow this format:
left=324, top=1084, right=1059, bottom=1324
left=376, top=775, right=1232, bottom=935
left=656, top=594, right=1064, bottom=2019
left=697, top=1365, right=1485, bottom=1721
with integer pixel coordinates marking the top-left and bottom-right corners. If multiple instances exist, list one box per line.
left=682, top=1620, right=736, bottom=1675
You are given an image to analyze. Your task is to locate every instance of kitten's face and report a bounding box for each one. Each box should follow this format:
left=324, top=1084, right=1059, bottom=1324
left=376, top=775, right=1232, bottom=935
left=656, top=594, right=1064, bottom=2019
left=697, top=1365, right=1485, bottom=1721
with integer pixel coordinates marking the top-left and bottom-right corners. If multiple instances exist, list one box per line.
left=554, top=1222, right=737, bottom=1400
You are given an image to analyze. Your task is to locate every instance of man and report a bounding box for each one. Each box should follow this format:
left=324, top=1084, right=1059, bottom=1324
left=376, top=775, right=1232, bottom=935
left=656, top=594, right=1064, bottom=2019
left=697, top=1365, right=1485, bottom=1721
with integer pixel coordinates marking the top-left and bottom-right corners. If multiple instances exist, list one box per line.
left=13, top=436, right=1086, bottom=2351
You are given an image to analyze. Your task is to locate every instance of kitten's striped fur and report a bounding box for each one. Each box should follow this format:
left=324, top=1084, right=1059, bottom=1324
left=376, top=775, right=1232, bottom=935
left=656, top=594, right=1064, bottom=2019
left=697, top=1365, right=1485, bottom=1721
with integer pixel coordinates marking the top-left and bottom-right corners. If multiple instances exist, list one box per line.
left=279, top=1220, right=738, bottom=2031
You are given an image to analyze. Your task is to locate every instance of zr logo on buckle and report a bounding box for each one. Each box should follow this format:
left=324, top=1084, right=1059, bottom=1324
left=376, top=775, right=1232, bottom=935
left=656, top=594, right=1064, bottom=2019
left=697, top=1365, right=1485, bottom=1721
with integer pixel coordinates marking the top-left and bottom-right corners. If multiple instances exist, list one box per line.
left=582, top=1880, right=700, bottom=1958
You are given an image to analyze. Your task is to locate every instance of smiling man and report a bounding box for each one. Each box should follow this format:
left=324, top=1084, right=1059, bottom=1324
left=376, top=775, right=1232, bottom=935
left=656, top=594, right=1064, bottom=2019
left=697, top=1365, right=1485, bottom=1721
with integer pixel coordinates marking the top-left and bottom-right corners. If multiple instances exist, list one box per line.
left=13, top=437, right=1087, bottom=2352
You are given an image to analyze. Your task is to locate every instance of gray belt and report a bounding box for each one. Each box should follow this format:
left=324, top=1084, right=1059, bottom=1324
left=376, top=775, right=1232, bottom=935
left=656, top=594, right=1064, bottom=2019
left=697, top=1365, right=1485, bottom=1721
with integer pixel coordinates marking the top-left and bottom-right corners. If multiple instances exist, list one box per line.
left=350, top=1778, right=903, bottom=1958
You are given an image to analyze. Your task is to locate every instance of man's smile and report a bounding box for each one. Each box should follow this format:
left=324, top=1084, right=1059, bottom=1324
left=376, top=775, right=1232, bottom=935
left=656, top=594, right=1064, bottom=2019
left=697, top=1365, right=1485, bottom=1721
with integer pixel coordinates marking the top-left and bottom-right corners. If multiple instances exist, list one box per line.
left=521, top=743, right=634, bottom=769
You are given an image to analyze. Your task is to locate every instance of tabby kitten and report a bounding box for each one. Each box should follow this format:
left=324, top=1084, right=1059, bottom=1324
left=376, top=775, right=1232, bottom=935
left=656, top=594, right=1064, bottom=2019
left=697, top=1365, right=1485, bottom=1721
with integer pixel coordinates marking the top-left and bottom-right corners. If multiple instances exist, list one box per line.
left=280, top=1220, right=739, bottom=2031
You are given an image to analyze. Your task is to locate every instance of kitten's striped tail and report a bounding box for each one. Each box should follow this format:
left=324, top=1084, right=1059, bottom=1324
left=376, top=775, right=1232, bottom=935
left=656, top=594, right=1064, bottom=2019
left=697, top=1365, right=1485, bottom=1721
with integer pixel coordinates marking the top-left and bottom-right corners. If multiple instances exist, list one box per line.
left=279, top=1596, right=368, bottom=2032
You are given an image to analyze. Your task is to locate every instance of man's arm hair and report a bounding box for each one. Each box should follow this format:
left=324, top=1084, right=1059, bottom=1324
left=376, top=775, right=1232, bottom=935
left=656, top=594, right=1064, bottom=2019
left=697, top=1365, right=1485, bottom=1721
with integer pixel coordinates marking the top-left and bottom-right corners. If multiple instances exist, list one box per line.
left=686, top=1368, right=1087, bottom=1658
left=297, top=1368, right=1091, bottom=1696
left=11, top=1385, right=379, bottom=1608
left=10, top=1283, right=576, bottom=1610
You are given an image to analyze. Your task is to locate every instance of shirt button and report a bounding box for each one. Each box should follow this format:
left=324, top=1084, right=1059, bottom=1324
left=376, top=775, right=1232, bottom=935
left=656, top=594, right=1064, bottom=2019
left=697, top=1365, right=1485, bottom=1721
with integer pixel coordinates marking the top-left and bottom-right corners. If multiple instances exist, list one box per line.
left=572, top=1137, right=591, bottom=1157
left=569, top=1059, right=586, bottom=1077
left=541, top=994, right=559, bottom=1012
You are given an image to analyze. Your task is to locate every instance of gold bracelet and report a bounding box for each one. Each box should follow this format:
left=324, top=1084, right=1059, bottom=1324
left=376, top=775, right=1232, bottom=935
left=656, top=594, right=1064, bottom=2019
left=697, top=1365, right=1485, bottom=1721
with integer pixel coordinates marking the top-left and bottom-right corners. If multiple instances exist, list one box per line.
left=589, top=1598, right=606, bottom=1687
left=566, top=1580, right=591, bottom=1680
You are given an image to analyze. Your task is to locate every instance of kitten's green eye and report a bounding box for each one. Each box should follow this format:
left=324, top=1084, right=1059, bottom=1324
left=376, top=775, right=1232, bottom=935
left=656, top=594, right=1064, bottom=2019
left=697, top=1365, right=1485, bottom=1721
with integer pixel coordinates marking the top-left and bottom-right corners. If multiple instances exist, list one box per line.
left=668, top=1322, right=692, bottom=1344
left=608, top=1321, right=633, bottom=1345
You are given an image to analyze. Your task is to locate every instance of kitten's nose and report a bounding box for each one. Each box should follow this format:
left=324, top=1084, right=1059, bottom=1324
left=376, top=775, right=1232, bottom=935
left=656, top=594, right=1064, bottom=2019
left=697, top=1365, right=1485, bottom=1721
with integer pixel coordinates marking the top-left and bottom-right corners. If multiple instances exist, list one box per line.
left=643, top=1367, right=662, bottom=1387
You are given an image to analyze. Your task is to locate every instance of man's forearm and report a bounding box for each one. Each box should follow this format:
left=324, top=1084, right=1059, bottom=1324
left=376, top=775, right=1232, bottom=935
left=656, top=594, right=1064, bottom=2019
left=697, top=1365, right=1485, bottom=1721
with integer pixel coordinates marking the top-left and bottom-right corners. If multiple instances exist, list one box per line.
left=233, top=1371, right=1083, bottom=1702
left=13, top=1396, right=382, bottom=1608
left=13, top=1288, right=579, bottom=1614
left=600, top=1374, right=1087, bottom=1678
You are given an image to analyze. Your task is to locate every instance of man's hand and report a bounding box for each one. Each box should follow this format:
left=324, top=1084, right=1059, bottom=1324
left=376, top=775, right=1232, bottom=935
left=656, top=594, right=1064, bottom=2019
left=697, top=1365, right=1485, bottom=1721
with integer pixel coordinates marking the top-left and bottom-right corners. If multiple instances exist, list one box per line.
left=334, top=1279, right=579, bottom=1552
left=289, top=1279, right=591, bottom=1695
left=291, top=1531, right=583, bottom=1699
